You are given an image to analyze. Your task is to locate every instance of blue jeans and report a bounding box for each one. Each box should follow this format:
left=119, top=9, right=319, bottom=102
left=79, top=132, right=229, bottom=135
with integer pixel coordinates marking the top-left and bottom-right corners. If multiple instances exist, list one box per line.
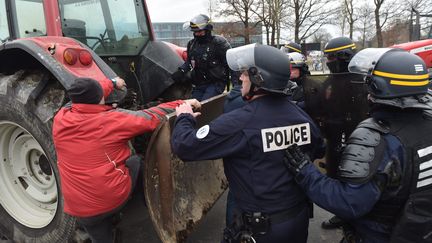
left=192, top=82, right=225, bottom=101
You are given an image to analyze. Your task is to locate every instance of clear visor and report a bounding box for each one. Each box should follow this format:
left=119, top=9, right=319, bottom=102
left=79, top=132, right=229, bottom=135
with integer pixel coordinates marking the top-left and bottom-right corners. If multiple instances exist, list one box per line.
left=348, top=48, right=394, bottom=74
left=288, top=52, right=305, bottom=64
left=182, top=21, right=191, bottom=31
left=226, top=44, right=257, bottom=71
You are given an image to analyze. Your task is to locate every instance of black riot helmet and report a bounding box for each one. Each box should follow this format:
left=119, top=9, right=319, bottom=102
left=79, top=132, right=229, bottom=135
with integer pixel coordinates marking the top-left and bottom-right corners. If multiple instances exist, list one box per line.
left=324, top=37, right=356, bottom=73
left=282, top=42, right=302, bottom=54
left=186, top=14, right=213, bottom=32
left=349, top=48, right=431, bottom=108
left=226, top=44, right=292, bottom=95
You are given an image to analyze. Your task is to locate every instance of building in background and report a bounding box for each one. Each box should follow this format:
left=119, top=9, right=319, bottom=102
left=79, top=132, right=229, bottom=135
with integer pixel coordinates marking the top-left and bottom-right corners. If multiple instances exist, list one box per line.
left=152, top=22, right=262, bottom=47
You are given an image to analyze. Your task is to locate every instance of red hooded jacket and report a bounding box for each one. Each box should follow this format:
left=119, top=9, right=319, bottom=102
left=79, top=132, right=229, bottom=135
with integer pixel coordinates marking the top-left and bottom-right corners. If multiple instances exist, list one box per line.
left=53, top=79, right=184, bottom=217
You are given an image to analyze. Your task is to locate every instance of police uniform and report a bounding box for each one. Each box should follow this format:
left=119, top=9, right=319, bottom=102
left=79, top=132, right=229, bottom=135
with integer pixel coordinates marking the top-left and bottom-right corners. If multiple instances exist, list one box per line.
left=172, top=95, right=324, bottom=243
left=287, top=52, right=310, bottom=107
left=178, top=14, right=231, bottom=101
left=285, top=48, right=432, bottom=242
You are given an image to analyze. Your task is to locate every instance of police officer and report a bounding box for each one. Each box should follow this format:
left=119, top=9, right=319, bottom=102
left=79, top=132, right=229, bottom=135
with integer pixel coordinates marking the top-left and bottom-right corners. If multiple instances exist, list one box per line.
left=281, top=42, right=302, bottom=54
left=321, top=37, right=358, bottom=229
left=171, top=14, right=231, bottom=101
left=284, top=48, right=432, bottom=242
left=287, top=52, right=310, bottom=105
left=171, top=44, right=324, bottom=243
left=323, top=37, right=356, bottom=73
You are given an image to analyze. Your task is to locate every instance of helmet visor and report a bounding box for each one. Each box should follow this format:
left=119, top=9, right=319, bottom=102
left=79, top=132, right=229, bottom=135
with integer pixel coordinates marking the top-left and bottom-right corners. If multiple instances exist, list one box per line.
left=288, top=52, right=305, bottom=66
left=226, top=44, right=257, bottom=71
left=348, top=48, right=394, bottom=74
left=183, top=21, right=191, bottom=31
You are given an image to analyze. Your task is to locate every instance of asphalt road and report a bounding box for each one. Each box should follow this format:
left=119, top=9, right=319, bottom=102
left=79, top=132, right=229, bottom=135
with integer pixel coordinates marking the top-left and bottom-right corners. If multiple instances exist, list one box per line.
left=119, top=190, right=342, bottom=243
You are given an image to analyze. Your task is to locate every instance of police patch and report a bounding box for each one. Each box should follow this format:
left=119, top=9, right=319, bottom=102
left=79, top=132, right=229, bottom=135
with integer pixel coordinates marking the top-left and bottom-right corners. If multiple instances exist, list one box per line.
left=196, top=125, right=210, bottom=139
left=261, top=123, right=311, bottom=152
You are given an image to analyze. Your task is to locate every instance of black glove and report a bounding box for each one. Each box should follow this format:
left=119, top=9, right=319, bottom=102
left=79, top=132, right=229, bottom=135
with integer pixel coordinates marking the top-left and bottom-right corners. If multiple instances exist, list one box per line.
left=283, top=144, right=311, bottom=176
left=171, top=68, right=186, bottom=83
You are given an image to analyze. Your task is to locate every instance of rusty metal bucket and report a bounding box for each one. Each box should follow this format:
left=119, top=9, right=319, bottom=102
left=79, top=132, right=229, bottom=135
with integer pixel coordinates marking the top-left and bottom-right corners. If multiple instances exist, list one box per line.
left=144, top=94, right=228, bottom=243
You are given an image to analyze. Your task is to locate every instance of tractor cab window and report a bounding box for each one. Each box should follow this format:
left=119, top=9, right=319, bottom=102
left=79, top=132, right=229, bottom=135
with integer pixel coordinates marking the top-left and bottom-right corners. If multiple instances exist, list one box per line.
left=0, top=1, right=8, bottom=42
left=14, top=0, right=47, bottom=38
left=59, top=0, right=150, bottom=56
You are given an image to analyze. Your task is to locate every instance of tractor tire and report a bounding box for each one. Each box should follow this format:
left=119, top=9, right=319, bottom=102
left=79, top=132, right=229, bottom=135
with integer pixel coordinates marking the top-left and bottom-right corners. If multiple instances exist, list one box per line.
left=0, top=70, right=75, bottom=242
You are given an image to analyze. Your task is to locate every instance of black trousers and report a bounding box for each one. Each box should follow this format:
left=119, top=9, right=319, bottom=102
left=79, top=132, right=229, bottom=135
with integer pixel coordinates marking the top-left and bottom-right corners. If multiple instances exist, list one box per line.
left=76, top=155, right=142, bottom=243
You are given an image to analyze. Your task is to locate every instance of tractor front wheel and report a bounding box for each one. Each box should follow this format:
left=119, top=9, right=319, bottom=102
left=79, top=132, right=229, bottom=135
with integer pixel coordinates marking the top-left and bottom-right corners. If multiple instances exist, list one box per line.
left=0, top=70, right=74, bottom=242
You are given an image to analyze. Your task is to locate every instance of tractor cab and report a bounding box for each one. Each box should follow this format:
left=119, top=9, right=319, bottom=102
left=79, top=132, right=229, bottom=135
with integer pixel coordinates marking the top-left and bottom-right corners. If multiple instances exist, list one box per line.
left=1, top=0, right=189, bottom=105
left=59, top=0, right=151, bottom=57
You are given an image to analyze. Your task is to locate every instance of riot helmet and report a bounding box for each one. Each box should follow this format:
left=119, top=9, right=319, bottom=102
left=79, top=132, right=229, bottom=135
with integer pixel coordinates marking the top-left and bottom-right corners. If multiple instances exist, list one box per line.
left=349, top=48, right=431, bottom=109
left=287, top=52, right=310, bottom=84
left=185, top=14, right=213, bottom=32
left=227, top=44, right=292, bottom=96
left=282, top=42, right=302, bottom=54
left=324, top=37, right=356, bottom=73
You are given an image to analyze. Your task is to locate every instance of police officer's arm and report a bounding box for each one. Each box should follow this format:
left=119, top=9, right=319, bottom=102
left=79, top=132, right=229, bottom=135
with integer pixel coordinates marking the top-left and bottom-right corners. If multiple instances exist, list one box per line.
left=171, top=110, right=248, bottom=161
left=172, top=40, right=194, bottom=82
left=285, top=136, right=403, bottom=219
left=294, top=162, right=382, bottom=219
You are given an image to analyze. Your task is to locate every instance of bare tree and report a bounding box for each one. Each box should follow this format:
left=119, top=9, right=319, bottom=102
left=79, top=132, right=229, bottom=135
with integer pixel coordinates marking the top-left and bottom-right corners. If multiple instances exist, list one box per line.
left=253, top=0, right=289, bottom=46
left=254, top=0, right=273, bottom=45
left=336, top=0, right=347, bottom=36
left=218, top=0, right=260, bottom=44
left=373, top=0, right=385, bottom=47
left=355, top=3, right=375, bottom=48
left=207, top=0, right=219, bottom=20
left=373, top=0, right=401, bottom=47
left=343, top=0, right=355, bottom=39
left=267, top=0, right=290, bottom=47
left=404, top=0, right=432, bottom=40
left=311, top=28, right=332, bottom=47
left=287, top=0, right=338, bottom=43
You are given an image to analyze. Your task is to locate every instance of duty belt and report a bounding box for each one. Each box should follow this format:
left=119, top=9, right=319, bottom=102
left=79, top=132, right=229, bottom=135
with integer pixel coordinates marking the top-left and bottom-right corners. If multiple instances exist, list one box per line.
left=244, top=202, right=307, bottom=225
left=223, top=203, right=308, bottom=243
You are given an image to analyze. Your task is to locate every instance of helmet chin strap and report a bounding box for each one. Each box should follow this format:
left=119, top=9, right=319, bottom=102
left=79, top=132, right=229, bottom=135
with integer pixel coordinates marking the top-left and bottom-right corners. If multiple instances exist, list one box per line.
left=243, top=84, right=269, bottom=101
left=243, top=83, right=256, bottom=101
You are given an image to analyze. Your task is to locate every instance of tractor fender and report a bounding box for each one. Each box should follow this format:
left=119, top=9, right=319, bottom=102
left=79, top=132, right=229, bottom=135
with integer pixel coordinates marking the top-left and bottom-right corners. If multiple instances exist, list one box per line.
left=0, top=39, right=75, bottom=89
left=0, top=37, right=125, bottom=103
left=0, top=38, right=118, bottom=90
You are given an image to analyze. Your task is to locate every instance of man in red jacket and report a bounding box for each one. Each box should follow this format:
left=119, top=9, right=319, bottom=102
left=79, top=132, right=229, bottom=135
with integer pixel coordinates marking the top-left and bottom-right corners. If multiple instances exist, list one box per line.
left=53, top=77, right=199, bottom=243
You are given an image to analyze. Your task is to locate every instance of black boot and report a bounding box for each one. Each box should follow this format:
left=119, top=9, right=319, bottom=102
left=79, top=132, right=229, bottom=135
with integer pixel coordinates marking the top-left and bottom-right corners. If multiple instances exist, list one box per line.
left=321, top=215, right=344, bottom=229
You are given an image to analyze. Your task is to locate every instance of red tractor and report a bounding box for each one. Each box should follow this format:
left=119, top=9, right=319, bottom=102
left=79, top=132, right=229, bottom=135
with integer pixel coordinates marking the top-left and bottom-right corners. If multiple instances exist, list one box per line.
left=0, top=1, right=225, bottom=242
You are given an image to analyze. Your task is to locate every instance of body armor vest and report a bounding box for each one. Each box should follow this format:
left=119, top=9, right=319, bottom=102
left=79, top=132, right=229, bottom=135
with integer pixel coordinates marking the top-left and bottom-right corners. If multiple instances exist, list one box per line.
left=187, top=36, right=228, bottom=85
left=339, top=113, right=432, bottom=242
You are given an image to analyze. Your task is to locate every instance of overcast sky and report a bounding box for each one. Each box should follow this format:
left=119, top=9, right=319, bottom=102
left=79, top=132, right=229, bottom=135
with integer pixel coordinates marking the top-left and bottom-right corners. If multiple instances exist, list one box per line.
left=146, top=0, right=210, bottom=23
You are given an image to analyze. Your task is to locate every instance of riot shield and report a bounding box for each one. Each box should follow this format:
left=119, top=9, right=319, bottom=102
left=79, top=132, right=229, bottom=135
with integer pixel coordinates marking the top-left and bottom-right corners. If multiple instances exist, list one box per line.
left=144, top=94, right=228, bottom=243
left=303, top=73, right=369, bottom=176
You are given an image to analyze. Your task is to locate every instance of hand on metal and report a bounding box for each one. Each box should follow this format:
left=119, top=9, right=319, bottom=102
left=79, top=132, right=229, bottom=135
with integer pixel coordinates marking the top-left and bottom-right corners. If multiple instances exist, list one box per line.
left=284, top=144, right=311, bottom=175
left=176, top=102, right=201, bottom=118
left=113, top=77, right=126, bottom=90
left=184, top=99, right=201, bottom=110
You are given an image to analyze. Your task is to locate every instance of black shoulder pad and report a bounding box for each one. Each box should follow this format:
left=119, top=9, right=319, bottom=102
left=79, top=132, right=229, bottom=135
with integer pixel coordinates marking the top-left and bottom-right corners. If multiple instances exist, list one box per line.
left=338, top=144, right=374, bottom=180
left=213, top=35, right=231, bottom=48
left=347, top=127, right=381, bottom=146
left=337, top=123, right=386, bottom=184
left=357, top=118, right=390, bottom=134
